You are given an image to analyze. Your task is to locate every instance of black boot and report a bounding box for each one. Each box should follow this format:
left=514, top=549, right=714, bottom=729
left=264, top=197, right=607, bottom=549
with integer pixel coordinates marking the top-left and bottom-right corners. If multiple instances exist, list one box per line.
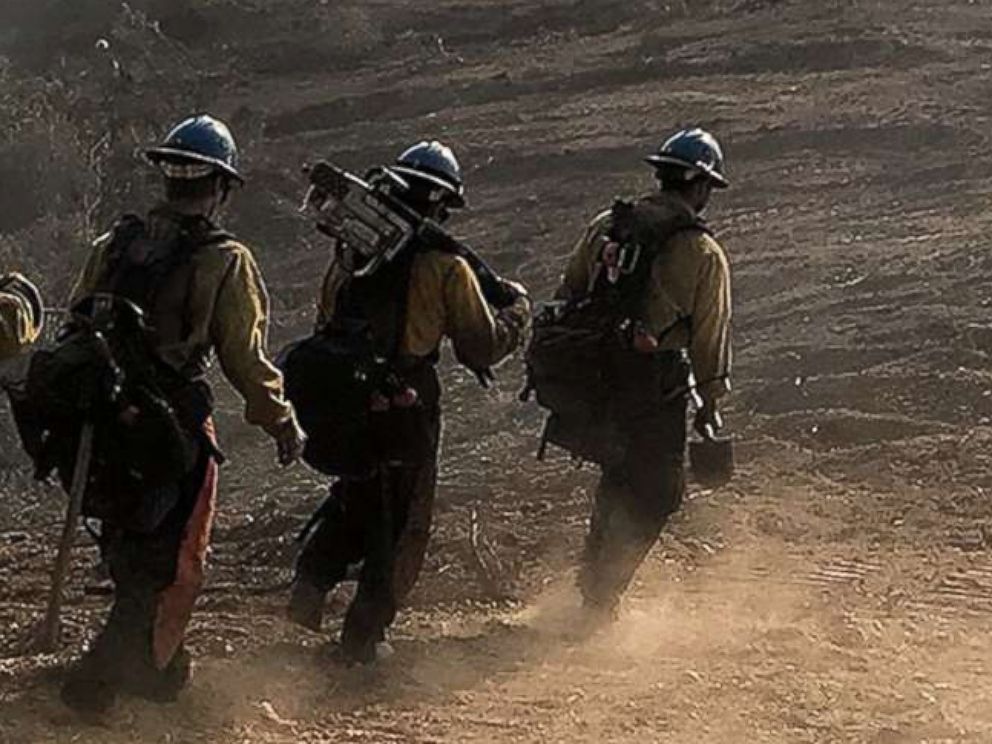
left=125, top=646, right=192, bottom=703
left=287, top=579, right=326, bottom=632
left=60, top=657, right=119, bottom=715
left=574, top=577, right=621, bottom=638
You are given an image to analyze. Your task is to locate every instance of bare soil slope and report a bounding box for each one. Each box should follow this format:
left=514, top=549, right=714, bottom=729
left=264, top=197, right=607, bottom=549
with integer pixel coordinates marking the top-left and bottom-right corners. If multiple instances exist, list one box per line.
left=4, top=1, right=992, bottom=741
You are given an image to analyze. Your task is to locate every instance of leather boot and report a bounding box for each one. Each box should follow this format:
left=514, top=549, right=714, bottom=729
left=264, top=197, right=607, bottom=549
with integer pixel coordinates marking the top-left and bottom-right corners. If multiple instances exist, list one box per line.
left=60, top=657, right=119, bottom=715
left=126, top=646, right=192, bottom=703
left=286, top=580, right=326, bottom=632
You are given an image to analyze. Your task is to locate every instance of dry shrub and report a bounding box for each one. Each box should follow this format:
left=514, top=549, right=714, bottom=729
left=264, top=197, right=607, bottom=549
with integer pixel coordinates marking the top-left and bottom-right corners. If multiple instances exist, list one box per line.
left=0, top=2, right=229, bottom=295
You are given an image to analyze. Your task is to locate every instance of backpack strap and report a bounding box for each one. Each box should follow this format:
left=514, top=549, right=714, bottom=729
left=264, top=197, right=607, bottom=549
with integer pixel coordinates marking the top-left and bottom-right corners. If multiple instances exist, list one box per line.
left=96, top=213, right=232, bottom=342
left=590, top=210, right=710, bottom=326
left=96, top=214, right=147, bottom=293
left=331, top=244, right=418, bottom=363
left=172, top=224, right=232, bottom=341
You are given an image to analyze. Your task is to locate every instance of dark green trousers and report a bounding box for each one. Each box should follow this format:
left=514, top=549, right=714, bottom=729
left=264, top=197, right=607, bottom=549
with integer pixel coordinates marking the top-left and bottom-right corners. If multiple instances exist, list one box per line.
left=578, top=397, right=687, bottom=610
left=295, top=366, right=441, bottom=663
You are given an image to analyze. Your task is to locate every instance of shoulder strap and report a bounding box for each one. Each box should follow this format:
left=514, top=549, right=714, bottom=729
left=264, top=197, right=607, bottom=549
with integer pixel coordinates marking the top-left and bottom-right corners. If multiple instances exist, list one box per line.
left=331, top=246, right=417, bottom=360
left=95, top=214, right=147, bottom=295
left=172, top=225, right=232, bottom=341
left=95, top=213, right=233, bottom=336
left=195, top=226, right=235, bottom=247
left=584, top=220, right=707, bottom=331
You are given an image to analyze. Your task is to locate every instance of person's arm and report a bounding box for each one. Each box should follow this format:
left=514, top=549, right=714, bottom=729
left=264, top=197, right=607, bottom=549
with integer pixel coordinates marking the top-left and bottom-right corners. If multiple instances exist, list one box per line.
left=209, top=246, right=295, bottom=436
left=554, top=211, right=610, bottom=301
left=689, top=244, right=732, bottom=431
left=443, top=257, right=530, bottom=371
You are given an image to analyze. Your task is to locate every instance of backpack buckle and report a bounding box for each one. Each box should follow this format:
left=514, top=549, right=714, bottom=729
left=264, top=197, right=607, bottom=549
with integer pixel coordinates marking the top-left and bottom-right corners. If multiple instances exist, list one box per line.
left=600, top=239, right=642, bottom=284
left=617, top=242, right=642, bottom=275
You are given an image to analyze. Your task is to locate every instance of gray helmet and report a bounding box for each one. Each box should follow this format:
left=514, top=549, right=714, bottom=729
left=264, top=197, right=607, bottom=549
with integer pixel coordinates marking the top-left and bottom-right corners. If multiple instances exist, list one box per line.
left=388, top=140, right=465, bottom=208
left=645, top=128, right=729, bottom=188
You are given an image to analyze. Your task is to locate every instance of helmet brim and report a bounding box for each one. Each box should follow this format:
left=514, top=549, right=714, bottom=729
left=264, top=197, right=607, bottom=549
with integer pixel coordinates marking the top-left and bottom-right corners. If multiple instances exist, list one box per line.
left=145, top=146, right=244, bottom=184
left=644, top=155, right=729, bottom=188
left=388, top=165, right=466, bottom=208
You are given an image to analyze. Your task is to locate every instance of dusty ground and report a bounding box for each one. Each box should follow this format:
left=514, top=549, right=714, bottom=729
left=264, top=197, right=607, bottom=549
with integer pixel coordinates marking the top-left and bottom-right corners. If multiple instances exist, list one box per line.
left=4, top=0, right=992, bottom=741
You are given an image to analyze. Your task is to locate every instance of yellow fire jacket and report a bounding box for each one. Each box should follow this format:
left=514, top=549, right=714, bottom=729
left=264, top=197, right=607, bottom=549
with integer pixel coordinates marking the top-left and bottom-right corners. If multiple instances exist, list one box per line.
left=69, top=208, right=294, bottom=436
left=556, top=191, right=733, bottom=405
left=0, top=273, right=42, bottom=361
left=317, top=248, right=531, bottom=373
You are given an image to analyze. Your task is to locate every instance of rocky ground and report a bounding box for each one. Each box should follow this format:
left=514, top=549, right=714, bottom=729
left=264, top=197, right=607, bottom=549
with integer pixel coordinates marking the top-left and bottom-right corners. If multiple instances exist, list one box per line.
left=4, top=0, right=992, bottom=741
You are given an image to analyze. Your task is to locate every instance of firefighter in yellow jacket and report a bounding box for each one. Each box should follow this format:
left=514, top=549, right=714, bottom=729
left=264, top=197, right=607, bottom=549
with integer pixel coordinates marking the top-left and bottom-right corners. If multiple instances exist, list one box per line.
left=287, top=141, right=531, bottom=664
left=555, top=128, right=732, bottom=620
left=61, top=115, right=305, bottom=713
left=0, top=273, right=42, bottom=398
left=0, top=273, right=42, bottom=362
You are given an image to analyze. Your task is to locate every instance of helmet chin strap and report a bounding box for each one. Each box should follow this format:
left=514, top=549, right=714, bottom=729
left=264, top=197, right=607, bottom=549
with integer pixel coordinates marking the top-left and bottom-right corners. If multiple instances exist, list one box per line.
left=394, top=178, right=454, bottom=221
left=205, top=176, right=232, bottom=220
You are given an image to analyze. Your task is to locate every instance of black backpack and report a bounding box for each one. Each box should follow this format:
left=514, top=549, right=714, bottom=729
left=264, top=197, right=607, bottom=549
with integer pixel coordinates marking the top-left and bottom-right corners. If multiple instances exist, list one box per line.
left=15, top=214, right=227, bottom=532
left=523, top=198, right=705, bottom=466
left=279, top=247, right=435, bottom=479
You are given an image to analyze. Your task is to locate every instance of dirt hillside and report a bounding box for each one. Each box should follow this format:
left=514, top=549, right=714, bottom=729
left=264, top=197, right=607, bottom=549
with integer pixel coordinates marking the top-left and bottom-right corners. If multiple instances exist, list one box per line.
left=4, top=1, right=992, bottom=742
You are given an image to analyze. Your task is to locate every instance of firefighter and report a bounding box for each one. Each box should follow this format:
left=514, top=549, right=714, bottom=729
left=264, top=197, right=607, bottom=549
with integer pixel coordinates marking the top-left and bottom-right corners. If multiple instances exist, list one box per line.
left=59, top=114, right=305, bottom=713
left=287, top=141, right=531, bottom=664
left=0, top=272, right=43, bottom=362
left=554, top=128, right=733, bottom=620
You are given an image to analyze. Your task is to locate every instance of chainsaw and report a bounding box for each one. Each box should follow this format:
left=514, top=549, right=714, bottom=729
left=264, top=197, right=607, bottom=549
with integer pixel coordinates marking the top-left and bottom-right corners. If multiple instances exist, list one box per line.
left=302, top=161, right=519, bottom=309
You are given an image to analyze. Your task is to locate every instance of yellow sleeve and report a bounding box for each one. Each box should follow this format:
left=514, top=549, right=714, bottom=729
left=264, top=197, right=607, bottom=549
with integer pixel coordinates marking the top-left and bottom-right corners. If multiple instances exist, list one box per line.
left=555, top=212, right=610, bottom=301
left=0, top=292, right=37, bottom=360
left=443, top=257, right=530, bottom=371
left=68, top=234, right=112, bottom=306
left=690, top=245, right=732, bottom=404
left=210, top=246, right=293, bottom=435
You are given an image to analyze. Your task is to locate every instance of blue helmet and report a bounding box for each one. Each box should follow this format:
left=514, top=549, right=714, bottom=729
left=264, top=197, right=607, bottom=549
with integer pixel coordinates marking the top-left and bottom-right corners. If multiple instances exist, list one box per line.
left=645, top=128, right=728, bottom=188
left=145, top=114, right=243, bottom=183
left=389, top=140, right=465, bottom=208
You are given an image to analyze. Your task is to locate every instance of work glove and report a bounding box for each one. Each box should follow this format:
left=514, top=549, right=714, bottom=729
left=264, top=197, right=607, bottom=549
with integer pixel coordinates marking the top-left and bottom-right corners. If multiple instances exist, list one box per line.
left=274, top=412, right=307, bottom=467
left=497, top=281, right=532, bottom=338
left=693, top=402, right=723, bottom=441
